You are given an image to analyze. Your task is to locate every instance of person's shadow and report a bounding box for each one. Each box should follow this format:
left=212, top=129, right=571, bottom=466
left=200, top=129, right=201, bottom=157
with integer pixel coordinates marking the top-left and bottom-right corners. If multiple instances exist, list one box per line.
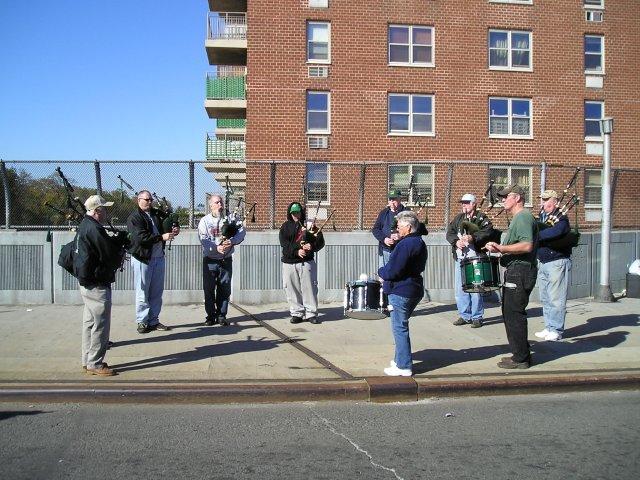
left=113, top=335, right=284, bottom=373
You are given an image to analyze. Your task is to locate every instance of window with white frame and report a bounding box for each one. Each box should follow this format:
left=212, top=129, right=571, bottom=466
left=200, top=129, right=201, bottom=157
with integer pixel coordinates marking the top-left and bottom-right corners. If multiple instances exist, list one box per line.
left=489, top=166, right=533, bottom=205
left=388, top=164, right=434, bottom=205
left=488, top=30, right=532, bottom=70
left=306, top=162, right=329, bottom=203
left=307, top=21, right=330, bottom=63
left=388, top=25, right=434, bottom=66
left=388, top=94, right=434, bottom=135
left=584, top=101, right=604, bottom=140
left=489, top=97, right=532, bottom=138
left=584, top=0, right=604, bottom=8
left=307, top=91, right=330, bottom=133
left=584, top=169, right=602, bottom=206
left=584, top=35, right=604, bottom=74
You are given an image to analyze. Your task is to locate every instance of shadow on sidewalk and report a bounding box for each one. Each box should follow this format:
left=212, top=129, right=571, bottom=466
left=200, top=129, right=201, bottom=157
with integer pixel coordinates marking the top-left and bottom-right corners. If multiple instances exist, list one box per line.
left=564, top=314, right=639, bottom=338
left=532, top=331, right=630, bottom=364
left=413, top=344, right=511, bottom=373
left=113, top=335, right=285, bottom=372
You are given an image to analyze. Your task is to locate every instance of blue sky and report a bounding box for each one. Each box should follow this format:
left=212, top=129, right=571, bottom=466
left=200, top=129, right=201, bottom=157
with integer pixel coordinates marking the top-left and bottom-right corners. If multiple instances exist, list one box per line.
left=0, top=0, right=222, bottom=205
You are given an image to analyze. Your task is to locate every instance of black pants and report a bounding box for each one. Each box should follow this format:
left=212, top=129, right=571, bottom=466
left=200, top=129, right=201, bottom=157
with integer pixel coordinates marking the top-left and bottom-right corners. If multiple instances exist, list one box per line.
left=203, top=257, right=232, bottom=320
left=502, top=262, right=538, bottom=363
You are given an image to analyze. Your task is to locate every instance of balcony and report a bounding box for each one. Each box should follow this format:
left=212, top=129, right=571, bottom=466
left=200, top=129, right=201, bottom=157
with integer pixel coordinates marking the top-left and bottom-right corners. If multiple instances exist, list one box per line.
left=206, top=12, right=247, bottom=65
left=217, top=118, right=246, bottom=130
left=205, top=68, right=247, bottom=118
left=208, top=0, right=247, bottom=11
left=206, top=133, right=246, bottom=160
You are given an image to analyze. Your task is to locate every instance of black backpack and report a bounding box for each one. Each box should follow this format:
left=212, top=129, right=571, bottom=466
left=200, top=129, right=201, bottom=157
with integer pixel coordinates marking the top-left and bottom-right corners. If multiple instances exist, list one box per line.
left=58, top=234, right=79, bottom=276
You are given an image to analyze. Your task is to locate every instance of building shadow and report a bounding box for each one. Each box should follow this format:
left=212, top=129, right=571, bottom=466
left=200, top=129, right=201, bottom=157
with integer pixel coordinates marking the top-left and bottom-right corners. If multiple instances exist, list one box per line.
left=113, top=335, right=284, bottom=373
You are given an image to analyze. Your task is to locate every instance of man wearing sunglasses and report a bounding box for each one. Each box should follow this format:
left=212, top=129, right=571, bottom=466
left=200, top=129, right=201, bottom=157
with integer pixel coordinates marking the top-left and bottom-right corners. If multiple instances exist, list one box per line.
left=127, top=190, right=179, bottom=334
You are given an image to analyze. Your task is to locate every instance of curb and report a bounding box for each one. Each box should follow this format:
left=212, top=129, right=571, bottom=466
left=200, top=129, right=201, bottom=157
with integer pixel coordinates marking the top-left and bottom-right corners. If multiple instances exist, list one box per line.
left=1, top=372, right=639, bottom=404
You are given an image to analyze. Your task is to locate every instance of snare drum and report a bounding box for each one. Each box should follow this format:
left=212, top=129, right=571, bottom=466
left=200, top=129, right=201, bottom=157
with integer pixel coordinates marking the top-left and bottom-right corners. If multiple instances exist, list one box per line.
left=344, top=280, right=388, bottom=320
left=460, top=254, right=501, bottom=293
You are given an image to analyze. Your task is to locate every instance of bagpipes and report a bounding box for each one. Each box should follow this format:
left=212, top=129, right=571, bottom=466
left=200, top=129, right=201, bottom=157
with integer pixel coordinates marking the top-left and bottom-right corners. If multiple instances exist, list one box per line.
left=460, top=181, right=497, bottom=236
left=217, top=176, right=257, bottom=243
left=537, top=167, right=582, bottom=250
left=297, top=174, right=336, bottom=242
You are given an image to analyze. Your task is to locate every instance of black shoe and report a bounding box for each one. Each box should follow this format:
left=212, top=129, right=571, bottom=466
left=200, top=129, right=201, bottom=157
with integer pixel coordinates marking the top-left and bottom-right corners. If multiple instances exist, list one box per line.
left=309, top=316, right=320, bottom=324
left=471, top=319, right=483, bottom=328
left=497, top=357, right=530, bottom=369
left=204, top=317, right=217, bottom=326
left=219, top=316, right=229, bottom=326
left=151, top=322, right=172, bottom=331
left=290, top=316, right=303, bottom=324
left=137, top=323, right=151, bottom=334
left=453, top=317, right=468, bottom=326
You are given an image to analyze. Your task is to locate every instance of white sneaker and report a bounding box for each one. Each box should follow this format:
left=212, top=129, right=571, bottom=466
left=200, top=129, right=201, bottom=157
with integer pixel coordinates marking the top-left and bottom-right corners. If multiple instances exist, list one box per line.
left=534, top=328, right=550, bottom=339
left=544, top=331, right=562, bottom=341
left=383, top=365, right=413, bottom=377
left=387, top=304, right=394, bottom=312
left=390, top=360, right=397, bottom=368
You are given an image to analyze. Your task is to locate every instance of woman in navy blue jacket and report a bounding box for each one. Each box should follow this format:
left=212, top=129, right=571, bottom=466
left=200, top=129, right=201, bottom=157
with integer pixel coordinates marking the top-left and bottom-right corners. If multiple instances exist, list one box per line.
left=378, top=211, right=428, bottom=376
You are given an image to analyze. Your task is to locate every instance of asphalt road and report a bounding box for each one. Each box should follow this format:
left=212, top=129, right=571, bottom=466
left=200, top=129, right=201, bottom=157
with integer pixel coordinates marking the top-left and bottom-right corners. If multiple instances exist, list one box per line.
left=1, top=391, right=639, bottom=480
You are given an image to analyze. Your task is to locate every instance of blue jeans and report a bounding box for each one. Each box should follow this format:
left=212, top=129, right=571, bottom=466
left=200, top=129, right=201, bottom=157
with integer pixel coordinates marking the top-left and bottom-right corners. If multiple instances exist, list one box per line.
left=203, top=257, right=233, bottom=320
left=537, top=258, right=571, bottom=334
left=378, top=249, right=392, bottom=269
left=132, top=256, right=165, bottom=326
left=454, top=259, right=484, bottom=321
left=388, top=293, right=422, bottom=370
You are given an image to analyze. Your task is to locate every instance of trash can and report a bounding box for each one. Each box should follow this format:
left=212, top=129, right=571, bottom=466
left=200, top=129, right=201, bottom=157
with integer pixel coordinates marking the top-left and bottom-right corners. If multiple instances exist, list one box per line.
left=627, top=274, right=640, bottom=298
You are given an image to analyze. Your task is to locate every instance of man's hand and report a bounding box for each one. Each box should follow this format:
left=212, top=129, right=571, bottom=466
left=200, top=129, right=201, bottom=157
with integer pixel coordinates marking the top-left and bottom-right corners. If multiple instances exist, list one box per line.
left=455, top=239, right=468, bottom=249
left=384, top=237, right=395, bottom=247
left=217, top=241, right=232, bottom=255
left=302, top=242, right=312, bottom=252
left=172, top=226, right=180, bottom=236
left=484, top=241, right=502, bottom=253
left=297, top=248, right=307, bottom=258
left=161, top=232, right=174, bottom=242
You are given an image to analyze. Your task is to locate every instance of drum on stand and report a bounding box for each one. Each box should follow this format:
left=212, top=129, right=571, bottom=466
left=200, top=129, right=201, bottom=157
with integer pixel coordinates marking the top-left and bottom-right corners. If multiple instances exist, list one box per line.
left=344, top=280, right=388, bottom=320
left=460, top=253, right=501, bottom=293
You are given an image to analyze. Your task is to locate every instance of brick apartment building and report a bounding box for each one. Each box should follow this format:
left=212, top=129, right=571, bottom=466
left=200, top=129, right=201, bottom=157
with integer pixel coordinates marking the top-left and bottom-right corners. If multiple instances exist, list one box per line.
left=205, top=0, right=640, bottom=232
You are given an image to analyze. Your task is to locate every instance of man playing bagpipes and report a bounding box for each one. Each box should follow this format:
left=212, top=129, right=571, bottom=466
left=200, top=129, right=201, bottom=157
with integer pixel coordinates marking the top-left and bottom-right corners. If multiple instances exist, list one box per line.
left=199, top=194, right=246, bottom=327
left=446, top=193, right=498, bottom=328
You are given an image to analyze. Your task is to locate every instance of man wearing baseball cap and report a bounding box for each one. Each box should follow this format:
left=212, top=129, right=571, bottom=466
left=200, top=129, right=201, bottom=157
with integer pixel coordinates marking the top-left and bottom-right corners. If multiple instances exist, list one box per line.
left=372, top=189, right=407, bottom=268
left=74, top=195, right=122, bottom=376
left=535, top=189, right=572, bottom=342
left=446, top=192, right=496, bottom=328
left=484, top=185, right=538, bottom=369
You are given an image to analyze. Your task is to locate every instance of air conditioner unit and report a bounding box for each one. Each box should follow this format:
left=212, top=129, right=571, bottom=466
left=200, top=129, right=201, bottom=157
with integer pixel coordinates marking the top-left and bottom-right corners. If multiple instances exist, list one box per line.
left=585, top=10, right=604, bottom=22
left=309, top=0, right=329, bottom=8
left=308, top=66, right=329, bottom=78
left=308, top=136, right=329, bottom=149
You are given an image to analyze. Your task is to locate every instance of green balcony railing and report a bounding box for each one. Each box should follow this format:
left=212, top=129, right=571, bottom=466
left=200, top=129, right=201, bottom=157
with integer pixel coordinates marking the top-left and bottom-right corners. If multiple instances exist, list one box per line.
left=217, top=118, right=246, bottom=129
left=206, top=69, right=246, bottom=99
left=206, top=133, right=246, bottom=160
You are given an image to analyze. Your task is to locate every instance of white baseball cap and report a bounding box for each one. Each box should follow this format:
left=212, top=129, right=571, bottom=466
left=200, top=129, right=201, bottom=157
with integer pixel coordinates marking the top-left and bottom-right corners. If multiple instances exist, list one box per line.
left=460, top=193, right=476, bottom=203
left=84, top=195, right=114, bottom=211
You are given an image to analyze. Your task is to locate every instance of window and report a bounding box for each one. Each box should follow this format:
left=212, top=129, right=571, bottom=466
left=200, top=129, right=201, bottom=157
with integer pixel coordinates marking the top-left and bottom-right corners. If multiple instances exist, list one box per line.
left=307, top=22, right=330, bottom=63
left=388, top=94, right=434, bottom=135
left=388, top=25, right=434, bottom=66
left=388, top=165, right=434, bottom=205
left=307, top=91, right=330, bottom=133
left=584, top=169, right=602, bottom=206
left=584, top=0, right=604, bottom=8
left=488, top=30, right=532, bottom=70
left=309, top=0, right=329, bottom=7
left=489, top=97, right=532, bottom=138
left=585, top=101, right=604, bottom=140
left=584, top=35, right=604, bottom=74
left=489, top=166, right=533, bottom=205
left=306, top=163, right=329, bottom=203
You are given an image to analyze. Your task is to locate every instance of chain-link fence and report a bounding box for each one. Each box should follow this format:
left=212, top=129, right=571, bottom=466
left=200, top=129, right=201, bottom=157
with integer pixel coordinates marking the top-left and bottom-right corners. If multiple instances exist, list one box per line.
left=2, top=160, right=639, bottom=231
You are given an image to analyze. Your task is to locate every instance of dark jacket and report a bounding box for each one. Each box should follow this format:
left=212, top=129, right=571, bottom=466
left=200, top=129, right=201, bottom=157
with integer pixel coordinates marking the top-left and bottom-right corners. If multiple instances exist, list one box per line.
left=378, top=232, right=427, bottom=298
left=537, top=214, right=572, bottom=263
left=371, top=205, right=407, bottom=255
left=279, top=202, right=325, bottom=264
left=126, top=208, right=167, bottom=264
left=74, top=215, right=123, bottom=288
left=445, top=210, right=497, bottom=259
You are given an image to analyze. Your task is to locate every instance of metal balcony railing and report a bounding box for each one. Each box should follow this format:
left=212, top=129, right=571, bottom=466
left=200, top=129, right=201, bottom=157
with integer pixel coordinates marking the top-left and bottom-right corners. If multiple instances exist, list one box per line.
left=207, top=12, right=247, bottom=40
left=206, top=69, right=246, bottom=99
left=217, top=118, right=246, bottom=129
left=206, top=133, right=246, bottom=160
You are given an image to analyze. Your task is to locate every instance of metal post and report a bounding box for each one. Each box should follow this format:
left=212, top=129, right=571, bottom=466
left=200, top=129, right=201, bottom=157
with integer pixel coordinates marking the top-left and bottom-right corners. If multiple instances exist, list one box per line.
left=443, top=163, right=454, bottom=229
left=595, top=118, right=615, bottom=302
left=94, top=160, right=102, bottom=196
left=357, top=164, right=366, bottom=230
left=270, top=162, right=276, bottom=229
left=189, top=160, right=195, bottom=229
left=540, top=161, right=546, bottom=194
left=0, top=160, right=10, bottom=229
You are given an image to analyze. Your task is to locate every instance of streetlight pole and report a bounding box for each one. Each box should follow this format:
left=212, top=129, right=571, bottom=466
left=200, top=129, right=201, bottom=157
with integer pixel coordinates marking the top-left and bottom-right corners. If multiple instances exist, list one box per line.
left=595, top=117, right=615, bottom=302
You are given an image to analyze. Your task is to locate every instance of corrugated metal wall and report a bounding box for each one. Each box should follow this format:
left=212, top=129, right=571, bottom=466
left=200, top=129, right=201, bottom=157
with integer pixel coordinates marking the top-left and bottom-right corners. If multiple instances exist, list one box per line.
left=0, top=245, right=43, bottom=290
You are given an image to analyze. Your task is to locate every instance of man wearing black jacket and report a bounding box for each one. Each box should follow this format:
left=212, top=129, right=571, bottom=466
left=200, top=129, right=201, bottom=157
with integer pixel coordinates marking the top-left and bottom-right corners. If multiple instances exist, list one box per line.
left=372, top=190, right=406, bottom=268
left=126, top=190, right=178, bottom=334
left=75, top=195, right=123, bottom=376
left=279, top=202, right=325, bottom=324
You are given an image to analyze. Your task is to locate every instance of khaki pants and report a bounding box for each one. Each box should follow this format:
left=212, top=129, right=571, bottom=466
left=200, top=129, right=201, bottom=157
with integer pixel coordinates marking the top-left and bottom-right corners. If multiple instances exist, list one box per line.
left=80, top=285, right=111, bottom=369
left=282, top=261, right=318, bottom=319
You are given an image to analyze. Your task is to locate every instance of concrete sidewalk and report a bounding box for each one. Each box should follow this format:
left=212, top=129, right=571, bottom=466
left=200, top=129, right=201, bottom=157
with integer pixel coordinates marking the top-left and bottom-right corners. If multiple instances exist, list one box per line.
left=0, top=297, right=638, bottom=402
